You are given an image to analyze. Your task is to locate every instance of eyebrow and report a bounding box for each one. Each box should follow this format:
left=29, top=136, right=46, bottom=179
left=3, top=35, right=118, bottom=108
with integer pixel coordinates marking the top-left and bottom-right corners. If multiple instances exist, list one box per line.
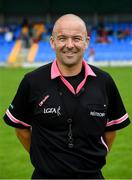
left=56, top=34, right=84, bottom=38
left=56, top=35, right=87, bottom=42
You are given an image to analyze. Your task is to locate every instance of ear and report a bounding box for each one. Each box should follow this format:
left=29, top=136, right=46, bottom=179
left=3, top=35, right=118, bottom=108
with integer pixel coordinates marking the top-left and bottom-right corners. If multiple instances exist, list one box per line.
left=85, top=36, right=90, bottom=49
left=50, top=36, right=55, bottom=50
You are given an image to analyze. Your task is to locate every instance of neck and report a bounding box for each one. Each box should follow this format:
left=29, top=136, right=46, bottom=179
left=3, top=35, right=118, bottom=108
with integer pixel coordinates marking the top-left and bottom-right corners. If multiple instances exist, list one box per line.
left=57, top=61, right=83, bottom=77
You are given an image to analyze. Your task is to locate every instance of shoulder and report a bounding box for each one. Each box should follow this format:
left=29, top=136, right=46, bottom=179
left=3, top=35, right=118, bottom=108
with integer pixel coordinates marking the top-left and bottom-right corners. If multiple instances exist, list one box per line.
left=88, top=64, right=116, bottom=87
left=27, top=62, right=52, bottom=78
left=89, top=64, right=111, bottom=79
left=24, top=62, right=52, bottom=83
left=18, top=63, right=52, bottom=90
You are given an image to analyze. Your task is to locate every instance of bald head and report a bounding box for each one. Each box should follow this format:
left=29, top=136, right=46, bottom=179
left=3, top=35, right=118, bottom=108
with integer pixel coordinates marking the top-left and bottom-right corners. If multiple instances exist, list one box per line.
left=52, top=14, right=88, bottom=37
left=50, top=14, right=89, bottom=73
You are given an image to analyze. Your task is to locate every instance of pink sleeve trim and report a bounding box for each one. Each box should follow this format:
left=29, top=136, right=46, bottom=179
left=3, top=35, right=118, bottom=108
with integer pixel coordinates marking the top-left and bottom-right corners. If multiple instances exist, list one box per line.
left=6, top=109, right=31, bottom=127
left=101, top=136, right=109, bottom=152
left=106, top=113, right=128, bottom=127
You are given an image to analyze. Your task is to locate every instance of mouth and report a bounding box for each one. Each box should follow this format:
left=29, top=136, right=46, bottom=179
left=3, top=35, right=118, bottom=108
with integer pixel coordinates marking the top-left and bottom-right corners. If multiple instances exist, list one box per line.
left=63, top=51, right=76, bottom=57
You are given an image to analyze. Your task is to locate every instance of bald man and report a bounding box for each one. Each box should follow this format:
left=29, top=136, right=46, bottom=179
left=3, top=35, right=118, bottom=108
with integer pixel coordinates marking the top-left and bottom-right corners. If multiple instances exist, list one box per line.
left=3, top=14, right=130, bottom=179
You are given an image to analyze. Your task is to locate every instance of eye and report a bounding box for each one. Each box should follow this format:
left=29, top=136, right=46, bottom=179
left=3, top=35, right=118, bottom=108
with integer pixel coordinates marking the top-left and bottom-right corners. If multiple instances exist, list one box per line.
left=73, top=37, right=83, bottom=42
left=58, top=36, right=66, bottom=42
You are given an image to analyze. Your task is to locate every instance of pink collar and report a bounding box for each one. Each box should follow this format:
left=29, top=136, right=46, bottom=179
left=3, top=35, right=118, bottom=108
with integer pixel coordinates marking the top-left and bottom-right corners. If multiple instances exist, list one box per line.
left=51, top=59, right=96, bottom=94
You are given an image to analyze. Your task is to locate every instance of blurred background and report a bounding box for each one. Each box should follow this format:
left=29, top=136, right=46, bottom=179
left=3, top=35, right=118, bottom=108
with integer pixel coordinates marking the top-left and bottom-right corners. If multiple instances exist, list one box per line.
left=0, top=0, right=132, bottom=179
left=0, top=0, right=132, bottom=66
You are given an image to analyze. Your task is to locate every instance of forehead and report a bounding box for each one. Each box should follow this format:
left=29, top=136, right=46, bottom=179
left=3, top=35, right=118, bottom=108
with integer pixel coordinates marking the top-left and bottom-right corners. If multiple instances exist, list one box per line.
left=53, top=19, right=87, bottom=37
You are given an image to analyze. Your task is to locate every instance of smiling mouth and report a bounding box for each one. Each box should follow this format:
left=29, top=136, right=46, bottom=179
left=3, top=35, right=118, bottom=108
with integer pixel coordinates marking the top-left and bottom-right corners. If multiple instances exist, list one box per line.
left=64, top=51, right=76, bottom=55
left=65, top=53, right=75, bottom=58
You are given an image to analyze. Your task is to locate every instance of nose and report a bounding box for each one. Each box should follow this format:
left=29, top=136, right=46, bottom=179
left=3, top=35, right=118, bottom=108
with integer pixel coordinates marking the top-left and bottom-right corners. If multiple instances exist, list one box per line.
left=66, top=38, right=74, bottom=48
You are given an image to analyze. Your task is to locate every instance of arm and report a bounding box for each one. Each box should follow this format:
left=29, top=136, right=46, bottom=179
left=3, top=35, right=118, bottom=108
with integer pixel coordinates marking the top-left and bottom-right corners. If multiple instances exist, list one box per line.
left=104, top=131, right=116, bottom=151
left=15, top=128, right=32, bottom=153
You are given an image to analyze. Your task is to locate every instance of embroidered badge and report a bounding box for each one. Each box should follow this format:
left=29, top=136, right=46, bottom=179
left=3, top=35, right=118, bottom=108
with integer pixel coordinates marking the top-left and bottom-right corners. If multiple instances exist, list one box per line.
left=43, top=106, right=61, bottom=116
left=90, top=111, right=105, bottom=117
left=39, top=95, right=50, bottom=106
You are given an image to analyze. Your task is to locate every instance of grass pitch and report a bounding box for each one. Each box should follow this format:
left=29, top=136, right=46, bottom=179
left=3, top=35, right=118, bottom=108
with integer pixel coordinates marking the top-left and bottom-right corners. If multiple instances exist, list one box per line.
left=0, top=66, right=132, bottom=179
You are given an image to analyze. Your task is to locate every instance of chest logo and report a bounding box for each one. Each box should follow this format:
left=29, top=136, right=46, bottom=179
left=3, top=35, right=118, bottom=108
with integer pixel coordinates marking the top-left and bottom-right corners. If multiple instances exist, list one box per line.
left=43, top=106, right=61, bottom=116
left=39, top=95, right=50, bottom=106
left=90, top=111, right=105, bottom=117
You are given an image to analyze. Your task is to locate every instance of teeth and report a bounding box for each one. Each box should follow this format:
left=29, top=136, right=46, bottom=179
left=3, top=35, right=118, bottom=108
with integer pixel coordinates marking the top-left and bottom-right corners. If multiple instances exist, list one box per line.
left=65, top=52, right=74, bottom=54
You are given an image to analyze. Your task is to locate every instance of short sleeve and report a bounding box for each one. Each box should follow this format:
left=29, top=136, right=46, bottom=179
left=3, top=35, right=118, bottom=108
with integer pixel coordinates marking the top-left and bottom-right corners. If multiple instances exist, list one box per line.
left=3, top=75, right=32, bottom=128
left=105, top=74, right=130, bottom=131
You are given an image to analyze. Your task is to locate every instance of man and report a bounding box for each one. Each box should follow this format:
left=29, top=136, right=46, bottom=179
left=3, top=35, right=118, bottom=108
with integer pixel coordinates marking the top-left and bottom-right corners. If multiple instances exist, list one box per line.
left=3, top=14, right=130, bottom=179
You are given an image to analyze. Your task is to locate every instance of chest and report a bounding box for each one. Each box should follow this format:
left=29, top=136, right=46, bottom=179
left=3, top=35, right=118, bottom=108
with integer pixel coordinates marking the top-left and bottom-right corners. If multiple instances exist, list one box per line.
left=30, top=78, right=108, bottom=136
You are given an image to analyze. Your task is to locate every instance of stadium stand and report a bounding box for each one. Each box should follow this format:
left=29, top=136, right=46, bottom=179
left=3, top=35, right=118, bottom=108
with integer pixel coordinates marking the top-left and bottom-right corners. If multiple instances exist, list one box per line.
left=0, top=22, right=132, bottom=66
left=7, top=40, right=22, bottom=64
left=27, top=43, right=39, bottom=63
left=0, top=41, right=15, bottom=64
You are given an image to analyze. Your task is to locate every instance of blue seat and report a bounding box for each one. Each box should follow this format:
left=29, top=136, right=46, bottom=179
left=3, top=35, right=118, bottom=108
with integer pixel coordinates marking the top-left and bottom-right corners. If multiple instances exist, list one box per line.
left=35, top=42, right=55, bottom=62
left=0, top=41, right=15, bottom=62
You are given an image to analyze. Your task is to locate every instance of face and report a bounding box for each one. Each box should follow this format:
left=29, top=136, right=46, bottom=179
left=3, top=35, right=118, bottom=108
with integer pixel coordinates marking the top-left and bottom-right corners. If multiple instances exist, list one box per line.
left=50, top=19, right=89, bottom=67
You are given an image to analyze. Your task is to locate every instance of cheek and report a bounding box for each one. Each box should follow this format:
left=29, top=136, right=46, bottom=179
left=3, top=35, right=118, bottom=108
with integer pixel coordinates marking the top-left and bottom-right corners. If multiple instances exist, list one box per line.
left=55, top=43, right=65, bottom=50
left=82, top=43, right=88, bottom=51
left=55, top=46, right=63, bottom=56
left=50, top=40, right=63, bottom=50
left=75, top=44, right=87, bottom=52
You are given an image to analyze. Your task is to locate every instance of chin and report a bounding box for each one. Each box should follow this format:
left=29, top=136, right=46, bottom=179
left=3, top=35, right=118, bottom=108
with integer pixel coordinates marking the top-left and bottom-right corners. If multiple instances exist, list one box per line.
left=63, top=59, right=79, bottom=67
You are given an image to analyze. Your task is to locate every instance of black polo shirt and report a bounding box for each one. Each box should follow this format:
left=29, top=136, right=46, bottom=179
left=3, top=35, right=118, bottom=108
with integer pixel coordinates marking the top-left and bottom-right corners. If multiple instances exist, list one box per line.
left=3, top=60, right=130, bottom=178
